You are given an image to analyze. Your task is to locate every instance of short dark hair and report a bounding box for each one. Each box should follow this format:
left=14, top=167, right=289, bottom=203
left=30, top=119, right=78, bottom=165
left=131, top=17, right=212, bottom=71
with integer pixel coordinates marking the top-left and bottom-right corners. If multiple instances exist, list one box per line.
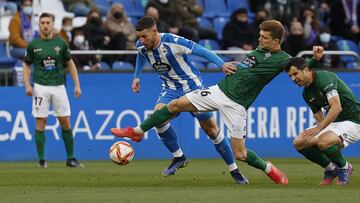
left=259, top=20, right=285, bottom=42
left=284, top=57, right=308, bottom=72
left=136, top=16, right=156, bottom=31
left=39, top=12, right=55, bottom=21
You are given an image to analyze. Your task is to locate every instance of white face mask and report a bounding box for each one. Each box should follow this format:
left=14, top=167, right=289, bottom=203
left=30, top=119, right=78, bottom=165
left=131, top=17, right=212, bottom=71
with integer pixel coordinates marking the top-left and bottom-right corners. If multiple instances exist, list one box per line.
left=23, top=6, right=32, bottom=16
left=74, top=35, right=85, bottom=45
left=63, top=26, right=72, bottom=32
left=319, top=33, right=331, bottom=43
left=158, top=0, right=168, bottom=4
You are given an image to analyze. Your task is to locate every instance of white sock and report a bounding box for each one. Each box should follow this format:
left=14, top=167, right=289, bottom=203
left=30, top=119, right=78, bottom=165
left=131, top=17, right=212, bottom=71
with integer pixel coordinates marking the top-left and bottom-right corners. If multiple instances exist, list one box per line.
left=265, top=162, right=271, bottom=173
left=173, top=148, right=183, bottom=158
left=228, top=163, right=238, bottom=171
left=340, top=162, right=349, bottom=169
left=134, top=126, right=144, bottom=134
left=324, top=162, right=336, bottom=171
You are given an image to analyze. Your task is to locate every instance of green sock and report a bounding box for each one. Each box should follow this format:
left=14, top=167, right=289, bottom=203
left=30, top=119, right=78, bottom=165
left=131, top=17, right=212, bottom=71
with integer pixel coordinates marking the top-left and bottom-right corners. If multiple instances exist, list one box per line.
left=244, top=149, right=267, bottom=171
left=321, top=144, right=346, bottom=168
left=297, top=146, right=331, bottom=168
left=62, top=129, right=74, bottom=159
left=140, top=106, right=175, bottom=132
left=35, top=130, right=45, bottom=160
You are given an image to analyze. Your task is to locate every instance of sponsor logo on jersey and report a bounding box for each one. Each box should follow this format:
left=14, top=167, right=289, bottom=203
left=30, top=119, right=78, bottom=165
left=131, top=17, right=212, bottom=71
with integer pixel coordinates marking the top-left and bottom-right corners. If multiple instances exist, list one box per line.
left=152, top=61, right=171, bottom=72
left=34, top=48, right=42, bottom=52
left=239, top=56, right=257, bottom=68
left=42, top=56, right=57, bottom=70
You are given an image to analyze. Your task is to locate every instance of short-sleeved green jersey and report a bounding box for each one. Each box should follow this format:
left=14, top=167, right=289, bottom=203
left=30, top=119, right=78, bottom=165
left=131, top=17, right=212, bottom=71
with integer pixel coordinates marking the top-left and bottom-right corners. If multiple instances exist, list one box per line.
left=24, top=36, right=71, bottom=86
left=218, top=47, right=291, bottom=109
left=302, top=70, right=360, bottom=124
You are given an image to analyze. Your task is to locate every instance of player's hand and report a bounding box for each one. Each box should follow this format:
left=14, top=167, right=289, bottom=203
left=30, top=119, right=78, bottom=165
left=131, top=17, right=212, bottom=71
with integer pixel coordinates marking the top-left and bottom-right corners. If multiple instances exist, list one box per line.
left=302, top=126, right=321, bottom=137
left=222, top=62, right=237, bottom=75
left=312, top=46, right=324, bottom=61
left=132, top=78, right=140, bottom=93
left=25, top=85, right=33, bottom=96
left=74, top=86, right=82, bottom=98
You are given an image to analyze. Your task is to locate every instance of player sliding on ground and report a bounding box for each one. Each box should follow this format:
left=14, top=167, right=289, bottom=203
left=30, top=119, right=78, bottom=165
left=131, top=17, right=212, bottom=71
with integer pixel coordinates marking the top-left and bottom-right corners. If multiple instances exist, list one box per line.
left=285, top=56, right=359, bottom=185
left=112, top=20, right=323, bottom=184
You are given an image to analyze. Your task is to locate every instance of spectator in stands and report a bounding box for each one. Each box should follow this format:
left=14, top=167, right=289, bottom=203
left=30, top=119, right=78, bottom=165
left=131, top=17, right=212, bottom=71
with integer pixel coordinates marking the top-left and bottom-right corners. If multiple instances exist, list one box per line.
left=174, top=0, right=218, bottom=41
left=8, top=0, right=38, bottom=60
left=145, top=6, right=170, bottom=33
left=81, top=8, right=109, bottom=50
left=252, top=8, right=271, bottom=40
left=0, top=0, right=18, bottom=15
left=62, top=0, right=107, bottom=17
left=222, top=8, right=256, bottom=61
left=313, top=26, right=343, bottom=69
left=146, top=0, right=196, bottom=41
left=328, top=0, right=360, bottom=43
left=58, top=17, right=72, bottom=45
left=282, top=20, right=307, bottom=57
left=103, top=3, right=137, bottom=64
left=70, top=27, right=100, bottom=70
left=299, top=6, right=321, bottom=46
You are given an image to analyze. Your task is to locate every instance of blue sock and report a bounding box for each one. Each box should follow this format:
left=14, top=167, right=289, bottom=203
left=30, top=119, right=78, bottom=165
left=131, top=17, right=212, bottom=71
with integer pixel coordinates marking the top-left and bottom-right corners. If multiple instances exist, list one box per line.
left=212, top=132, right=236, bottom=167
left=156, top=123, right=180, bottom=154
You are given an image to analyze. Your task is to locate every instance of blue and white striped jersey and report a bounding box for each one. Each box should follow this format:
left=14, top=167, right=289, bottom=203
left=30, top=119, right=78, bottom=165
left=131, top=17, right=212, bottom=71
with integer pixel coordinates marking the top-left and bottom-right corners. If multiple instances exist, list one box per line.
left=136, top=33, right=203, bottom=92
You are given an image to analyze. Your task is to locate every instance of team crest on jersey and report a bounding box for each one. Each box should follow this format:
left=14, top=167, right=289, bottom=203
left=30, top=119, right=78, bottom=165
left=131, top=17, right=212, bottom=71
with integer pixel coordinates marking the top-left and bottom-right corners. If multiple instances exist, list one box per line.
left=239, top=56, right=257, bottom=68
left=161, top=46, right=168, bottom=55
left=153, top=61, right=171, bottom=72
left=54, top=46, right=61, bottom=55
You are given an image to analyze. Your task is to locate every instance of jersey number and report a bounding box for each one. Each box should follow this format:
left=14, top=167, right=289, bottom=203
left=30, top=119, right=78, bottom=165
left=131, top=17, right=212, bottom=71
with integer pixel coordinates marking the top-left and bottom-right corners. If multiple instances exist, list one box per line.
left=200, top=90, right=211, bottom=96
left=34, top=96, right=43, bottom=106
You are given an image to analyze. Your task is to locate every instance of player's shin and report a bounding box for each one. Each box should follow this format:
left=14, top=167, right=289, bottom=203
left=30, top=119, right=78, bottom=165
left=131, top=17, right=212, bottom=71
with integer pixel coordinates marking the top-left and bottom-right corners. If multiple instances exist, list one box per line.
left=140, top=106, right=175, bottom=132
left=321, top=144, right=347, bottom=168
left=297, top=146, right=332, bottom=167
left=62, top=129, right=74, bottom=159
left=244, top=149, right=267, bottom=171
left=156, top=123, right=182, bottom=156
left=211, top=131, right=237, bottom=171
left=35, top=130, right=46, bottom=160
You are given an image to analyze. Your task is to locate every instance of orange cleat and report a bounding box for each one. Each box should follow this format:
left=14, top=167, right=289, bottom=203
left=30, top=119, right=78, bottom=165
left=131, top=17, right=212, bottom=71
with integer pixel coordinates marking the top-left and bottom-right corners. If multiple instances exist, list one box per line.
left=266, top=161, right=289, bottom=185
left=111, top=127, right=144, bottom=142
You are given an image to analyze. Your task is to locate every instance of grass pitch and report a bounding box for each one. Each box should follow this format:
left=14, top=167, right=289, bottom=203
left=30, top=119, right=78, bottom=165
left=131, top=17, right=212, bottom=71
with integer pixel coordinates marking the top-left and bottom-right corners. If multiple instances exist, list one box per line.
left=0, top=158, right=359, bottom=203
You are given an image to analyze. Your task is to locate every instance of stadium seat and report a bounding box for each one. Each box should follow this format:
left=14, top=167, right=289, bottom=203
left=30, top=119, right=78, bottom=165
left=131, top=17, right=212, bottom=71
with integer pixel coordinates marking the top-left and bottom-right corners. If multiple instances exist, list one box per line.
left=92, top=0, right=112, bottom=10
left=0, top=16, right=12, bottom=41
left=227, top=0, right=255, bottom=21
left=0, top=42, right=17, bottom=68
left=336, top=39, right=360, bottom=69
left=115, top=0, right=143, bottom=17
left=99, top=61, right=111, bottom=70
left=112, top=61, right=134, bottom=70
left=213, top=17, right=229, bottom=40
left=198, top=17, right=213, bottom=30
left=203, top=0, right=229, bottom=18
left=198, top=39, right=220, bottom=50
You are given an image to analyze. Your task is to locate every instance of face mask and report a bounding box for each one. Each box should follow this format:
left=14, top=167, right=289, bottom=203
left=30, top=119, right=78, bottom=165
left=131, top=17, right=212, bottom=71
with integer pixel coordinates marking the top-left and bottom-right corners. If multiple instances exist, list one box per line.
left=89, top=17, right=101, bottom=25
left=159, top=0, right=168, bottom=4
left=113, top=12, right=123, bottom=19
left=74, top=35, right=85, bottom=45
left=319, top=33, right=331, bottom=43
left=23, top=6, right=32, bottom=16
left=63, top=26, right=72, bottom=32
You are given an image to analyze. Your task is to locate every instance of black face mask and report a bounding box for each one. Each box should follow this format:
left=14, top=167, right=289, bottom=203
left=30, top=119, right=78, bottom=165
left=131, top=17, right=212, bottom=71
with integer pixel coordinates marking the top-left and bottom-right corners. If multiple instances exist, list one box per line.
left=288, top=34, right=304, bottom=42
left=89, top=17, right=101, bottom=25
left=113, top=12, right=123, bottom=19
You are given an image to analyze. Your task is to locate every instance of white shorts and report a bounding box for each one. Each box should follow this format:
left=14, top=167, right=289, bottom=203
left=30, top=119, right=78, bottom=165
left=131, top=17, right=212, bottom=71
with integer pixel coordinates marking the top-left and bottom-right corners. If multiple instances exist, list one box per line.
left=186, top=85, right=247, bottom=139
left=32, top=83, right=71, bottom=118
left=316, top=121, right=360, bottom=148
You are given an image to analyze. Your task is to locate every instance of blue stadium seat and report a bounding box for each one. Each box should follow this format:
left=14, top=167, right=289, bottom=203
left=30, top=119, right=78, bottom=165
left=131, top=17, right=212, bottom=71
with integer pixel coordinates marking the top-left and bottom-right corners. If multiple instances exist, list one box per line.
left=0, top=42, right=17, bottom=69
left=115, top=0, right=143, bottom=17
left=198, top=17, right=213, bottom=30
left=336, top=39, right=360, bottom=68
left=99, top=61, right=111, bottom=70
left=198, top=39, right=220, bottom=50
left=92, top=0, right=111, bottom=10
left=227, top=0, right=255, bottom=21
left=203, top=0, right=229, bottom=18
left=213, top=17, right=229, bottom=40
left=112, top=61, right=134, bottom=70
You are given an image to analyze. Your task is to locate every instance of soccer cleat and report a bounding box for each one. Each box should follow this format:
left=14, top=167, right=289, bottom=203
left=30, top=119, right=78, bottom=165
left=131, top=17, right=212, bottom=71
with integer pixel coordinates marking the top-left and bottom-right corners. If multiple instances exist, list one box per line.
left=319, top=167, right=338, bottom=185
left=66, top=158, right=84, bottom=168
left=336, top=163, right=353, bottom=185
left=38, top=160, right=48, bottom=168
left=230, top=169, right=249, bottom=184
left=266, top=161, right=289, bottom=185
left=111, top=127, right=144, bottom=142
left=162, top=155, right=188, bottom=176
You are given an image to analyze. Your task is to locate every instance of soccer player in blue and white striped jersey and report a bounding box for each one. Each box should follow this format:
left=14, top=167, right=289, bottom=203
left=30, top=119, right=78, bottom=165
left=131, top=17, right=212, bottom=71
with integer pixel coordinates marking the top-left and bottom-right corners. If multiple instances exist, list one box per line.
left=112, top=16, right=248, bottom=184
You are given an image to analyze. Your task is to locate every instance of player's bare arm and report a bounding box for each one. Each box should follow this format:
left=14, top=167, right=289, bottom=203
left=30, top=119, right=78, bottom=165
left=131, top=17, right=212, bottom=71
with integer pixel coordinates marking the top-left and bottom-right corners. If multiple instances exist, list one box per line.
left=222, top=62, right=237, bottom=75
left=23, top=62, right=33, bottom=96
left=132, top=78, right=140, bottom=93
left=67, top=59, right=82, bottom=98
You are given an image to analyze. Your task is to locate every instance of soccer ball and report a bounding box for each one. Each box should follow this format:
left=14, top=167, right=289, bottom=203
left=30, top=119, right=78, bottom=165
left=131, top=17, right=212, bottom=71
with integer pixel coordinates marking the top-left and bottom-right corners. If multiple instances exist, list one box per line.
left=109, top=141, right=134, bottom=165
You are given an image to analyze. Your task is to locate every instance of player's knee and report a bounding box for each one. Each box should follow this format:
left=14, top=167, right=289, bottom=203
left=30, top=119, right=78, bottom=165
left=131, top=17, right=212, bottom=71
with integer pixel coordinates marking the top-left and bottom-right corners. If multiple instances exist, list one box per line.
left=167, top=99, right=180, bottom=113
left=36, top=118, right=47, bottom=130
left=317, top=139, right=330, bottom=151
left=293, top=137, right=304, bottom=150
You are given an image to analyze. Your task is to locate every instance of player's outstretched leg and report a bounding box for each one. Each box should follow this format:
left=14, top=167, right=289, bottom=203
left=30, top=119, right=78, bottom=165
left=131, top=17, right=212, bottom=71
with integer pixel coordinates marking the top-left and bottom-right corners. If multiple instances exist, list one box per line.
left=336, top=163, right=353, bottom=185
left=265, top=161, right=289, bottom=185
left=156, top=123, right=188, bottom=176
left=111, top=127, right=144, bottom=142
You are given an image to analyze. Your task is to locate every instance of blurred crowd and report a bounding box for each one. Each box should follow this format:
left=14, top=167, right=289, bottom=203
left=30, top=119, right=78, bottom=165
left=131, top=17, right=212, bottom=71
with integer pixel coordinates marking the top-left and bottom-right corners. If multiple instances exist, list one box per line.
left=1, top=0, right=360, bottom=70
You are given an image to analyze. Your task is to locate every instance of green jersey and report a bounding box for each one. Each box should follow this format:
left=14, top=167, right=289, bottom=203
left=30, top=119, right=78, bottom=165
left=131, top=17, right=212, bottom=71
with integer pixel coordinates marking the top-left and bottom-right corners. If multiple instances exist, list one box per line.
left=218, top=47, right=291, bottom=109
left=303, top=70, right=360, bottom=124
left=24, top=36, right=71, bottom=86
